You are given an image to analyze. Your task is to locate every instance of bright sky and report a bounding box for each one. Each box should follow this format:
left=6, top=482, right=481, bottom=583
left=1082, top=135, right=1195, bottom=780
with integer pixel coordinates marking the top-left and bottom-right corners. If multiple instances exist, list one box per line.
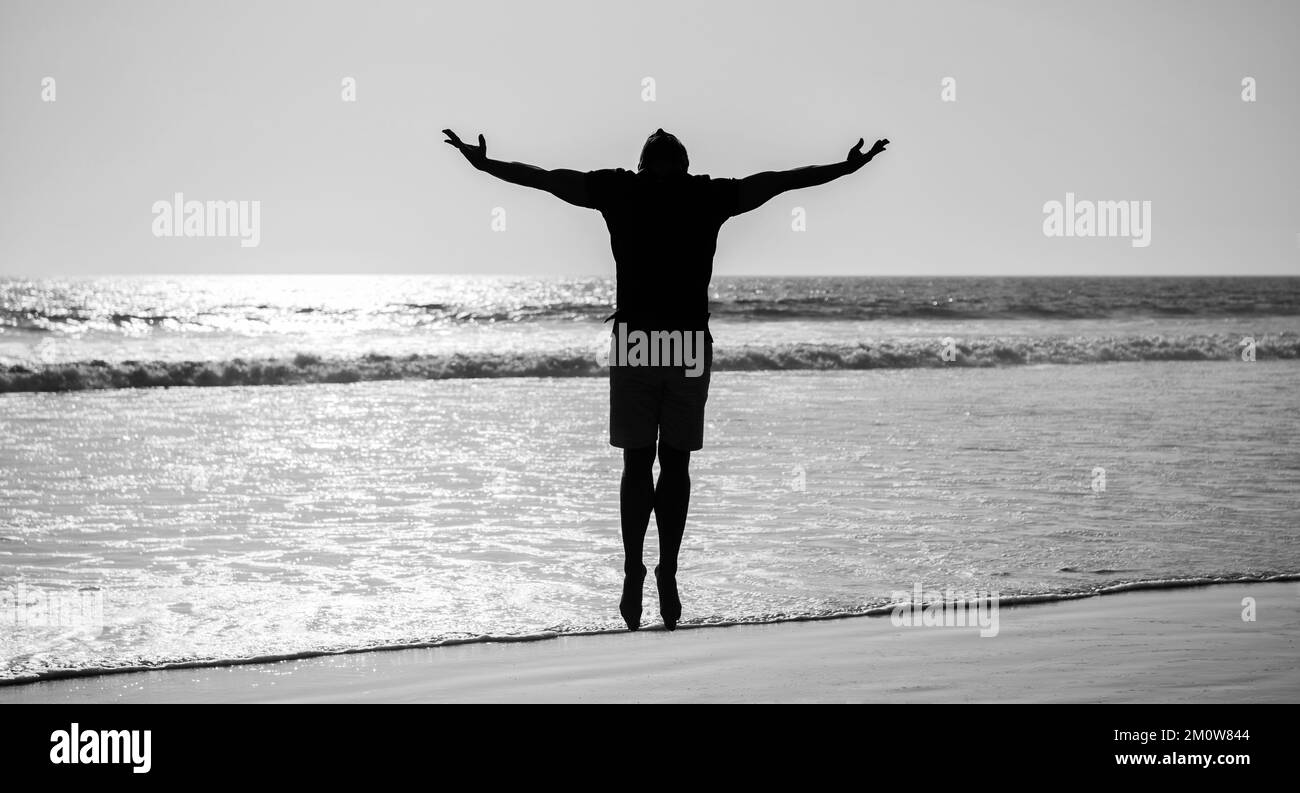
left=1, top=0, right=1296, bottom=276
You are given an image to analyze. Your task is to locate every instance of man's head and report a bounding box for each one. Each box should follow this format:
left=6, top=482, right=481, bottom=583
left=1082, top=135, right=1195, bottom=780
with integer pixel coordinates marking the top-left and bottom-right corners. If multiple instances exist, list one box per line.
left=638, top=128, right=689, bottom=176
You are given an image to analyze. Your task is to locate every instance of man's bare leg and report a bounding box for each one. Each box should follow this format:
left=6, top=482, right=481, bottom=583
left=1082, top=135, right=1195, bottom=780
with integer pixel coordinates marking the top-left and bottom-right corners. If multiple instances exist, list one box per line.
left=653, top=443, right=690, bottom=630
left=619, top=443, right=656, bottom=630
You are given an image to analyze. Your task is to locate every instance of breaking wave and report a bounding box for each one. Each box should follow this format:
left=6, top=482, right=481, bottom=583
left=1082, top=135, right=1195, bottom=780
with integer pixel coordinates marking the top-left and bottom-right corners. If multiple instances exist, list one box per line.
left=4, top=333, right=1297, bottom=393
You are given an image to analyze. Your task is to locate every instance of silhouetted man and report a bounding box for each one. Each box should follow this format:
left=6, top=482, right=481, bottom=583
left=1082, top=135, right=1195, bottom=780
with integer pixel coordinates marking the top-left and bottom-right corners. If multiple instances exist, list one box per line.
left=444, top=127, right=889, bottom=631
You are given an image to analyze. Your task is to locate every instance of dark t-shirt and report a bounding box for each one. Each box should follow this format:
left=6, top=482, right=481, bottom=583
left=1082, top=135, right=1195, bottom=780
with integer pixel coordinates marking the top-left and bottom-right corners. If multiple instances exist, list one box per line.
left=581, top=168, right=740, bottom=329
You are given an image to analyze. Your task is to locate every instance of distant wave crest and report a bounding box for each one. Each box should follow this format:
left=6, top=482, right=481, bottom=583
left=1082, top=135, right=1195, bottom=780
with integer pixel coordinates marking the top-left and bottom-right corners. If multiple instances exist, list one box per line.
left=5, top=275, right=1300, bottom=333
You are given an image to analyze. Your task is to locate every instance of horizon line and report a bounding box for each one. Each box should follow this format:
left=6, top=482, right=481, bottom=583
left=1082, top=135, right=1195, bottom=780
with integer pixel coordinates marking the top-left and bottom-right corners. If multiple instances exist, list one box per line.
left=3, top=272, right=1299, bottom=279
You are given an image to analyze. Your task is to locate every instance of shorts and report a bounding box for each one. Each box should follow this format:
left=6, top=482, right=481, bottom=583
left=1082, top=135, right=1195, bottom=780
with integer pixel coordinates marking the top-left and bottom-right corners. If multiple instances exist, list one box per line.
left=608, top=328, right=713, bottom=451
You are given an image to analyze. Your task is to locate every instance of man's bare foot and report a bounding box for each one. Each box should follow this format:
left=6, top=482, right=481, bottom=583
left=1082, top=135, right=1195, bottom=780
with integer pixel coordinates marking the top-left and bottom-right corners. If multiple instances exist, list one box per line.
left=620, top=564, right=647, bottom=631
left=654, top=565, right=681, bottom=631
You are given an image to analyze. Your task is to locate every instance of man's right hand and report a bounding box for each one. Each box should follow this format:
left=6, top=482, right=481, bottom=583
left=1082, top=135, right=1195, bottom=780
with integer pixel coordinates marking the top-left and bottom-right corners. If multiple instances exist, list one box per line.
left=846, top=137, right=889, bottom=172
left=443, top=129, right=488, bottom=169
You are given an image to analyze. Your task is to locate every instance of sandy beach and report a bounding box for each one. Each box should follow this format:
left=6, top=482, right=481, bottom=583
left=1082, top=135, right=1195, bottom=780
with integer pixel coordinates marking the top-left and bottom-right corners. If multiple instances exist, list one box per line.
left=3, top=582, right=1294, bottom=704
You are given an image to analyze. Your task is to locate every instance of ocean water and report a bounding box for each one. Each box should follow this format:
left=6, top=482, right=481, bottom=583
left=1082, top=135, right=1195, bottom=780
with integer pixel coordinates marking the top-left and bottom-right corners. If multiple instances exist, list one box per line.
left=1, top=276, right=1298, bottom=681
left=2, top=275, right=1298, bottom=388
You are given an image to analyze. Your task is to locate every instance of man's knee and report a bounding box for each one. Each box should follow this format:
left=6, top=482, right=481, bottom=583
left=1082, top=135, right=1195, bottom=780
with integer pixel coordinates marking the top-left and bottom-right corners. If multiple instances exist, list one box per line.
left=623, top=443, right=657, bottom=475
left=657, top=443, right=690, bottom=475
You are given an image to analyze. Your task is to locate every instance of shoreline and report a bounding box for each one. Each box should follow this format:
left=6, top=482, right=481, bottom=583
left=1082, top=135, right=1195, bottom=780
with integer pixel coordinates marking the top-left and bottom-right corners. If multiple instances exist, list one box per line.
left=4, top=579, right=1296, bottom=703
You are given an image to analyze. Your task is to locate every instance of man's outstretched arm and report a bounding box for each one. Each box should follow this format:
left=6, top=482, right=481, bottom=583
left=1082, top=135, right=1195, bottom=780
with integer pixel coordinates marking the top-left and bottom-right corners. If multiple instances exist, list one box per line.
left=734, top=137, right=889, bottom=215
left=443, top=129, right=590, bottom=207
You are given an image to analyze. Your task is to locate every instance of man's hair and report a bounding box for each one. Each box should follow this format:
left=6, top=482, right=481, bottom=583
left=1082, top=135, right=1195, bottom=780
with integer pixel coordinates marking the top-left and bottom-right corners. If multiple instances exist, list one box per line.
left=638, top=129, right=689, bottom=173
